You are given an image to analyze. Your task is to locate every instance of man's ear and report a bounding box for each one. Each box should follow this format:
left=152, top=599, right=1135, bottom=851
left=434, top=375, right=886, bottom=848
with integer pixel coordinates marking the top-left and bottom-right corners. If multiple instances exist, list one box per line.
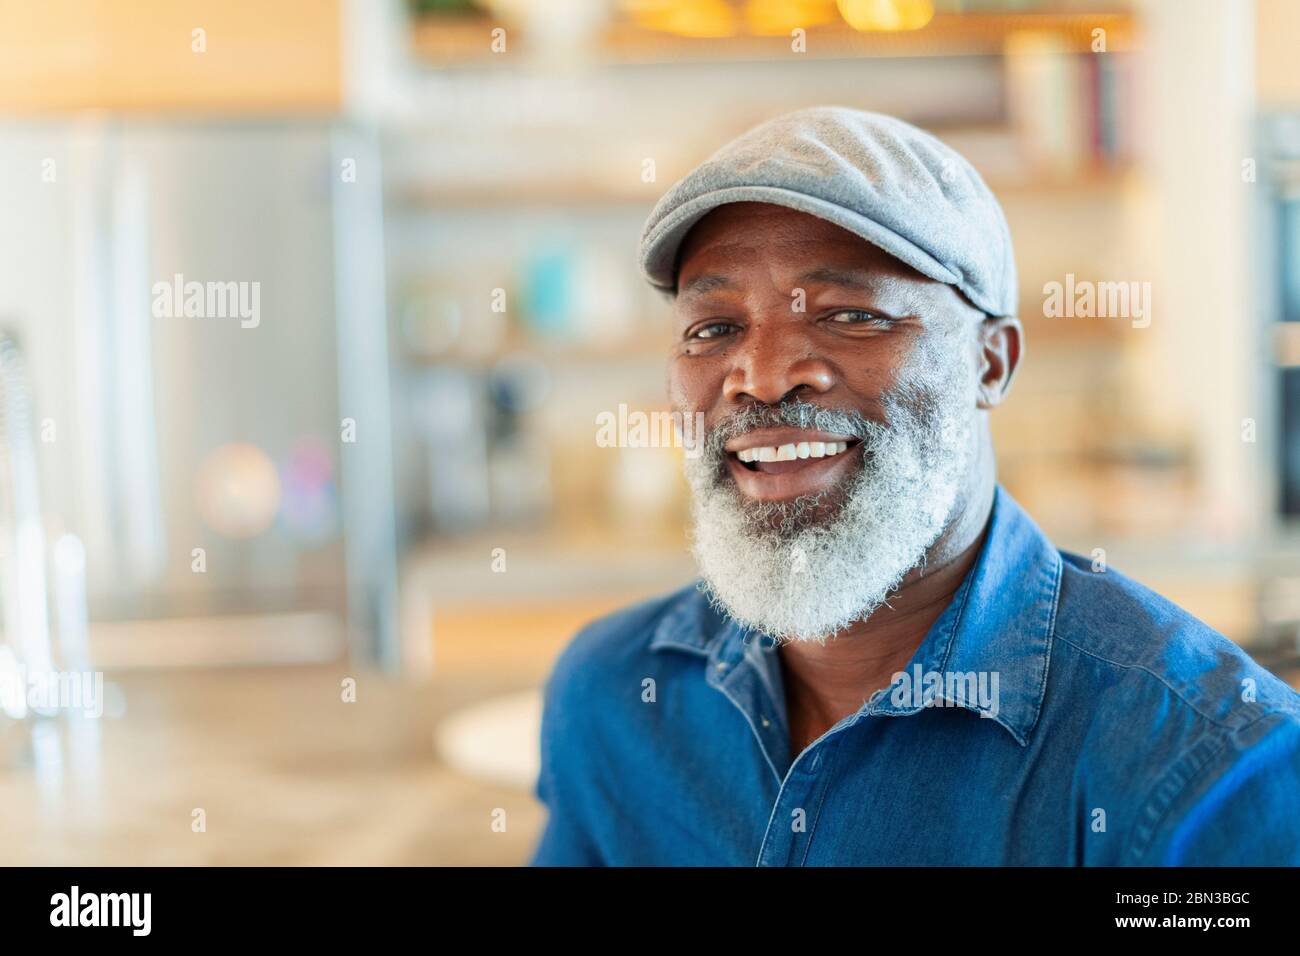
left=975, top=316, right=1022, bottom=409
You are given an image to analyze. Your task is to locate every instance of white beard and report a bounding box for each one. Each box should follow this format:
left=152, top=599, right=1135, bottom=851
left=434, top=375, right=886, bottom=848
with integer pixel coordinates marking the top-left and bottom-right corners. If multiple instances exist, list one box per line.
left=681, top=330, right=980, bottom=644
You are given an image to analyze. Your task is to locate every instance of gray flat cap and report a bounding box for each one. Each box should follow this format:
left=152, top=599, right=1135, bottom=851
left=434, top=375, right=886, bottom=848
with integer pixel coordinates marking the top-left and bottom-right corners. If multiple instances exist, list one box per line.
left=638, top=105, right=1018, bottom=317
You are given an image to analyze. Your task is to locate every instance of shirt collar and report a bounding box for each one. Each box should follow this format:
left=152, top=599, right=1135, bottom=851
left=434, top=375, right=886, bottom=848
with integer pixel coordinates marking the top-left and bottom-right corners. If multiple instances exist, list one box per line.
left=650, top=485, right=1062, bottom=747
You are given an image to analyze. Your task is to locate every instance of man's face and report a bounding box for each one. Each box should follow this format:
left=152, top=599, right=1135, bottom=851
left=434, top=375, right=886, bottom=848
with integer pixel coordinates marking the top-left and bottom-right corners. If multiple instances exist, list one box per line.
left=668, top=201, right=988, bottom=642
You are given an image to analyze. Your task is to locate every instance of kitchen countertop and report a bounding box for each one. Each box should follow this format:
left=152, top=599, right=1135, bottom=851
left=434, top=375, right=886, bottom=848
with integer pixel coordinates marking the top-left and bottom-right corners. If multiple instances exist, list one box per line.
left=0, top=665, right=544, bottom=866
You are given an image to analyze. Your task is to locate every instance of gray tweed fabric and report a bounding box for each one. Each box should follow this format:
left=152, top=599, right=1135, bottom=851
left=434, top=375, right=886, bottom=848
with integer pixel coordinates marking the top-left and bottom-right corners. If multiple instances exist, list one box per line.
left=638, top=105, right=1018, bottom=317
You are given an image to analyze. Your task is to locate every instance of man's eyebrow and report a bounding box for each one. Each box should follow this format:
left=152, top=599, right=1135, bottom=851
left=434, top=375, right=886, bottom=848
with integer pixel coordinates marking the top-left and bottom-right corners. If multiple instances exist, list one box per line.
left=796, top=266, right=885, bottom=293
left=676, top=267, right=894, bottom=300
left=677, top=273, right=737, bottom=298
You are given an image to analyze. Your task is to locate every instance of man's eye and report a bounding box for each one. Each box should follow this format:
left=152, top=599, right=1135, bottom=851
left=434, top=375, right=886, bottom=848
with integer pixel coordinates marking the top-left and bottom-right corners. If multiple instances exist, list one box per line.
left=827, top=310, right=891, bottom=327
left=691, top=322, right=735, bottom=339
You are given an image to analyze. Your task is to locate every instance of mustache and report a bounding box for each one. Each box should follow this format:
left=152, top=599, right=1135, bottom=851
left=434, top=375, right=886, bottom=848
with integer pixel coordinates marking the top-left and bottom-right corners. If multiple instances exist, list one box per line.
left=701, top=398, right=882, bottom=460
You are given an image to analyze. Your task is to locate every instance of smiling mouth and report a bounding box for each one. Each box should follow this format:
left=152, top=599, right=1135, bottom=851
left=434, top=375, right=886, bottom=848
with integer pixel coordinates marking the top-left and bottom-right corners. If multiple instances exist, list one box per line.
left=732, top=439, right=861, bottom=474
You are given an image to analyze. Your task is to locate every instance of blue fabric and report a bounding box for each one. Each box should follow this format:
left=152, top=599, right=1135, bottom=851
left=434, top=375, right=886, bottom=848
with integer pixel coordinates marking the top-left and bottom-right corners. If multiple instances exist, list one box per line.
left=529, top=487, right=1300, bottom=865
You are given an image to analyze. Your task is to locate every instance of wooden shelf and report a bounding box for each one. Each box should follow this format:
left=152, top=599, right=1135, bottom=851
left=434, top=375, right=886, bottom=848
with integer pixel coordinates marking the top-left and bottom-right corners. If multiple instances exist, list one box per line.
left=0, top=0, right=341, bottom=114
left=410, top=10, right=1137, bottom=67
left=398, top=333, right=673, bottom=368
left=388, top=166, right=1135, bottom=209
left=390, top=181, right=660, bottom=208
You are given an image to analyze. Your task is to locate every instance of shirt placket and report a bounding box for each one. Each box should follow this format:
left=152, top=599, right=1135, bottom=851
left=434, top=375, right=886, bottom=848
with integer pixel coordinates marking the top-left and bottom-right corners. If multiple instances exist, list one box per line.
left=705, top=632, right=791, bottom=785
left=705, top=627, right=872, bottom=866
left=755, top=730, right=849, bottom=866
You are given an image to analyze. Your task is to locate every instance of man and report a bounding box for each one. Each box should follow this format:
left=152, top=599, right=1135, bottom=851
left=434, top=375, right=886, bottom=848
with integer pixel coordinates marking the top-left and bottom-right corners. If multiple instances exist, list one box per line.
left=529, top=106, right=1300, bottom=865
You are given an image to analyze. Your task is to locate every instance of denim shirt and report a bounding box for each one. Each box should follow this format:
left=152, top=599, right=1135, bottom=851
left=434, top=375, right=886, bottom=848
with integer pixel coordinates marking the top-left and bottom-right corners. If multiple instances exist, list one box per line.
left=529, top=486, right=1300, bottom=865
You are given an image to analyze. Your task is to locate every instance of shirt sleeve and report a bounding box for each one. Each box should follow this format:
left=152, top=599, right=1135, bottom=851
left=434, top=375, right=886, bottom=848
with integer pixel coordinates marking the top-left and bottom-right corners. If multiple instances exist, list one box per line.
left=1139, top=711, right=1300, bottom=866
left=526, top=652, right=605, bottom=867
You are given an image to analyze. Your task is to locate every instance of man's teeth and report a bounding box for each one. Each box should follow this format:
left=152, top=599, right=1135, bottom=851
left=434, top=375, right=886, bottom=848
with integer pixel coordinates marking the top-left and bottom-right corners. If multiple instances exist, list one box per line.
left=736, top=441, right=850, bottom=463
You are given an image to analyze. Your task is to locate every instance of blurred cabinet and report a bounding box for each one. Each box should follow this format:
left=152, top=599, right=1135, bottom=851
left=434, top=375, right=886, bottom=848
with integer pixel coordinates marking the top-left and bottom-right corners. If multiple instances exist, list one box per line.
left=0, top=119, right=351, bottom=633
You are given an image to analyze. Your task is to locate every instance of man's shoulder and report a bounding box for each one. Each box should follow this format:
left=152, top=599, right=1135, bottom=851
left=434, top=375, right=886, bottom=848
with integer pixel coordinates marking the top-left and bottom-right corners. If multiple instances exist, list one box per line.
left=993, top=489, right=1297, bottom=724
left=1044, top=549, right=1300, bottom=861
left=1051, top=549, right=1300, bottom=727
left=542, top=580, right=714, bottom=702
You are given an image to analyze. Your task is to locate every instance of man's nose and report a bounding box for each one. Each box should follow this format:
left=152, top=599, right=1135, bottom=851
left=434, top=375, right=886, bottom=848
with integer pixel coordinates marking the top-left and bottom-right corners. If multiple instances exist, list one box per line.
left=721, top=324, right=835, bottom=405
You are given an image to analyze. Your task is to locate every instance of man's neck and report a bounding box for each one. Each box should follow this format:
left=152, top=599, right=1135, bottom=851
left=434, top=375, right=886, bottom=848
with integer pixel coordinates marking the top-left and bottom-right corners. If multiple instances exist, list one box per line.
left=778, top=475, right=995, bottom=756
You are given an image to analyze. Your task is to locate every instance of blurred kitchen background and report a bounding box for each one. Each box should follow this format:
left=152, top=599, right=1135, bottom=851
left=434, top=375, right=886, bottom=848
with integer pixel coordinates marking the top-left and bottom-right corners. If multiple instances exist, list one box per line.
left=0, top=0, right=1298, bottom=864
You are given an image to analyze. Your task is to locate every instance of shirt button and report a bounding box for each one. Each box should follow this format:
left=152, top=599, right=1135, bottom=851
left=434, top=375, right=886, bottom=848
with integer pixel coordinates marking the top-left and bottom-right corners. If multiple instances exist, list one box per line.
left=760, top=715, right=770, bottom=728
left=715, top=662, right=729, bottom=672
